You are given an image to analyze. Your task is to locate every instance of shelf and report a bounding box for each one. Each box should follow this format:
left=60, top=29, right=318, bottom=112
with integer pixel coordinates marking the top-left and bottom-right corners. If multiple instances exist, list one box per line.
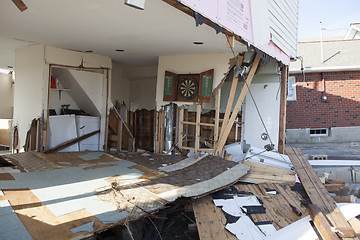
left=50, top=88, right=71, bottom=92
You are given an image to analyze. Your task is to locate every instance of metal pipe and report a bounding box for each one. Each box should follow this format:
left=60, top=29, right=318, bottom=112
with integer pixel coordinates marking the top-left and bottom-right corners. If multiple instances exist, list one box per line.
left=164, top=103, right=175, bottom=153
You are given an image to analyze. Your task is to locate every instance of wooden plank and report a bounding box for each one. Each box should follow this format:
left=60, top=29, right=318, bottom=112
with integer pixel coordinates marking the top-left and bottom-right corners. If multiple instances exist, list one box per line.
left=349, top=218, right=360, bottom=236
left=117, top=119, right=123, bottom=153
left=44, top=130, right=100, bottom=154
left=12, top=0, right=28, bottom=12
left=218, top=56, right=243, bottom=142
left=192, top=195, right=237, bottom=240
left=286, top=147, right=356, bottom=239
left=182, top=121, right=196, bottom=125
left=214, top=89, right=221, bottom=153
left=226, top=35, right=235, bottom=48
left=278, top=66, right=288, bottom=154
left=310, top=204, right=340, bottom=240
left=195, top=103, right=201, bottom=159
left=111, top=107, right=134, bottom=139
left=216, top=55, right=260, bottom=155
left=178, top=107, right=184, bottom=148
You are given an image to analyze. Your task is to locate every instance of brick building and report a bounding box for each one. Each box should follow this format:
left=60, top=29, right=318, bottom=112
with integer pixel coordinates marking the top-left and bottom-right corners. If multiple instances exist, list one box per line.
left=286, top=38, right=360, bottom=143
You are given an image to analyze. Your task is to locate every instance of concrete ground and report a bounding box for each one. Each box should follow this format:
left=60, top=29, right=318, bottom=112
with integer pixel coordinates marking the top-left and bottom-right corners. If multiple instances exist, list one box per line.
left=286, top=142, right=360, bottom=160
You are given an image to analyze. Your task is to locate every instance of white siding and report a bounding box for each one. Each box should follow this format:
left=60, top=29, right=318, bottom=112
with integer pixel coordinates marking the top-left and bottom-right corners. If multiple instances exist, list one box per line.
left=268, top=0, right=299, bottom=58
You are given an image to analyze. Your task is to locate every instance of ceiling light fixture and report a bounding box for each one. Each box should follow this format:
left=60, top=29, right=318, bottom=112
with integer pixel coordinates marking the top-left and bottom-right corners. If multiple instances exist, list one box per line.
left=193, top=41, right=204, bottom=45
left=124, top=0, right=145, bottom=10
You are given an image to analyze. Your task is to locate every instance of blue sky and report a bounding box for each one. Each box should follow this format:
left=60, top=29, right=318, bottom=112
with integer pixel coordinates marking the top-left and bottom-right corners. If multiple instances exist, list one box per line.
left=298, top=0, right=360, bottom=39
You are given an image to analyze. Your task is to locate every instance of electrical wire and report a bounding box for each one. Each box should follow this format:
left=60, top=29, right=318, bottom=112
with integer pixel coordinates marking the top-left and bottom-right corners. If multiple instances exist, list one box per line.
left=225, top=35, right=274, bottom=146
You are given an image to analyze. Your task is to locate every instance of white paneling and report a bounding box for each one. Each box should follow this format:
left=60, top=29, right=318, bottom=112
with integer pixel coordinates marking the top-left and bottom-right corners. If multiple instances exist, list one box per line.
left=243, top=81, right=280, bottom=150
left=48, top=115, right=79, bottom=152
left=267, top=0, right=299, bottom=58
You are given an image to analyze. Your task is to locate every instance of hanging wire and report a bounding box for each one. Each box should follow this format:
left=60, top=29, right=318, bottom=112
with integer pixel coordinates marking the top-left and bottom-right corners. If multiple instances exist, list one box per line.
left=225, top=35, right=294, bottom=169
left=225, top=35, right=274, bottom=146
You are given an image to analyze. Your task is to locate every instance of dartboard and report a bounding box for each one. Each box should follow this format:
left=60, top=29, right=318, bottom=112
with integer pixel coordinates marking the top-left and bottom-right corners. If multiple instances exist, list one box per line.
left=178, top=77, right=199, bottom=100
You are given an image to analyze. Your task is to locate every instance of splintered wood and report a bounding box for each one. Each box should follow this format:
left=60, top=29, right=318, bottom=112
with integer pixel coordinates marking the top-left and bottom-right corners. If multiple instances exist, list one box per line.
left=240, top=161, right=296, bottom=183
left=193, top=195, right=237, bottom=240
left=286, top=147, right=357, bottom=240
left=235, top=183, right=309, bottom=230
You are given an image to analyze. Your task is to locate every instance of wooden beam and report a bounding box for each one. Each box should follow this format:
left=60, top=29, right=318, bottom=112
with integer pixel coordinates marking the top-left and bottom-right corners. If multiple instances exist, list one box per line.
left=278, top=65, right=288, bottom=154
left=195, top=103, right=201, bottom=159
left=215, top=55, right=260, bottom=155
left=117, top=120, right=123, bottom=153
left=349, top=218, right=360, bottom=237
left=226, top=35, right=235, bottom=48
left=12, top=0, right=28, bottom=12
left=214, top=89, right=221, bottom=154
left=285, top=147, right=356, bottom=239
left=310, top=204, right=340, bottom=240
left=219, top=56, right=243, bottom=141
left=44, top=130, right=100, bottom=154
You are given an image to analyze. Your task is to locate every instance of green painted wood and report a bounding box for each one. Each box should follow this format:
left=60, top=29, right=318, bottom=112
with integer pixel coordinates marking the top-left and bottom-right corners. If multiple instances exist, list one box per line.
left=164, top=76, right=174, bottom=96
left=201, top=75, right=212, bottom=97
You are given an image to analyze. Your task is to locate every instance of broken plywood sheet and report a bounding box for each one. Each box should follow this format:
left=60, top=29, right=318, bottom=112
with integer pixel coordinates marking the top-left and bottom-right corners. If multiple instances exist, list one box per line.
left=193, top=195, right=238, bottom=240
left=0, top=152, right=249, bottom=239
left=240, top=161, right=296, bottom=184
left=3, top=152, right=54, bottom=172
left=235, top=183, right=309, bottom=230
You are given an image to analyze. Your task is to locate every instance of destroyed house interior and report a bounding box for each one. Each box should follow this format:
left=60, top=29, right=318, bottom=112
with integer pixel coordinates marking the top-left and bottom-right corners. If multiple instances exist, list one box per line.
left=0, top=0, right=360, bottom=240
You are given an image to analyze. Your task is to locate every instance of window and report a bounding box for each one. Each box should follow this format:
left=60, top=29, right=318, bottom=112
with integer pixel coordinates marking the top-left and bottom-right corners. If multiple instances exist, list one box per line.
left=309, top=128, right=328, bottom=137
left=287, top=76, right=297, bottom=101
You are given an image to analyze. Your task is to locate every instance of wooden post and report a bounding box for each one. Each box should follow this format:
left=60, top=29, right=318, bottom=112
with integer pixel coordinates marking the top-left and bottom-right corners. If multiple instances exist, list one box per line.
left=278, top=65, right=288, bottom=154
left=215, top=55, right=260, bottom=155
left=117, top=119, right=122, bottom=153
left=195, top=103, right=201, bottom=159
left=309, top=205, right=339, bottom=240
left=219, top=56, right=243, bottom=140
left=214, top=89, right=221, bottom=155
left=178, top=107, right=184, bottom=148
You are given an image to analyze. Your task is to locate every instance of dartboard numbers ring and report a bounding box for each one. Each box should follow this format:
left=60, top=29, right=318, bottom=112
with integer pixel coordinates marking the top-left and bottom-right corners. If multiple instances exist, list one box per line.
left=178, top=77, right=199, bottom=100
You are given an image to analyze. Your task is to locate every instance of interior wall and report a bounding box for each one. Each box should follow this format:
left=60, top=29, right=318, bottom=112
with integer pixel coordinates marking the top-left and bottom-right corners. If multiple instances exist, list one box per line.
left=14, top=45, right=45, bottom=151
left=68, top=69, right=104, bottom=114
left=130, top=78, right=156, bottom=111
left=156, top=52, right=233, bottom=110
left=124, top=66, right=157, bottom=111
left=111, top=62, right=130, bottom=107
left=0, top=73, right=13, bottom=119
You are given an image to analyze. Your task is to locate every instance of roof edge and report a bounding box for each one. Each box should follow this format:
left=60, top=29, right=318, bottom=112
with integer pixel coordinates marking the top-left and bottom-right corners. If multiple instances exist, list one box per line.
left=290, top=66, right=360, bottom=74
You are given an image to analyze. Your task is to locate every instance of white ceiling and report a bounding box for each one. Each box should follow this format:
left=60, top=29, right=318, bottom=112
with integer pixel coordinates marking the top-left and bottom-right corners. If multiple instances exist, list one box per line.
left=0, top=0, right=247, bottom=69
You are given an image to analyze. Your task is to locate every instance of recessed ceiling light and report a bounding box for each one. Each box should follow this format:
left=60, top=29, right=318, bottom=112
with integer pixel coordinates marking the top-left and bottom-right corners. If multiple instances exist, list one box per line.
left=7, top=65, right=13, bottom=69
left=116, top=49, right=125, bottom=52
left=193, top=42, right=204, bottom=45
left=85, top=50, right=93, bottom=53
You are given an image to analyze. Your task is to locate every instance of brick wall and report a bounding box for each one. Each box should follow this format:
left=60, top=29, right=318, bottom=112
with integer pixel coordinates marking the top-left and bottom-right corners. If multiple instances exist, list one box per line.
left=287, top=71, right=360, bottom=129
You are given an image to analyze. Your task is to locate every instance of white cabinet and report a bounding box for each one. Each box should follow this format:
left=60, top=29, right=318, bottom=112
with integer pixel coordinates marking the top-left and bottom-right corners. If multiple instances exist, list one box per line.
left=76, top=116, right=100, bottom=151
left=48, top=115, right=79, bottom=152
